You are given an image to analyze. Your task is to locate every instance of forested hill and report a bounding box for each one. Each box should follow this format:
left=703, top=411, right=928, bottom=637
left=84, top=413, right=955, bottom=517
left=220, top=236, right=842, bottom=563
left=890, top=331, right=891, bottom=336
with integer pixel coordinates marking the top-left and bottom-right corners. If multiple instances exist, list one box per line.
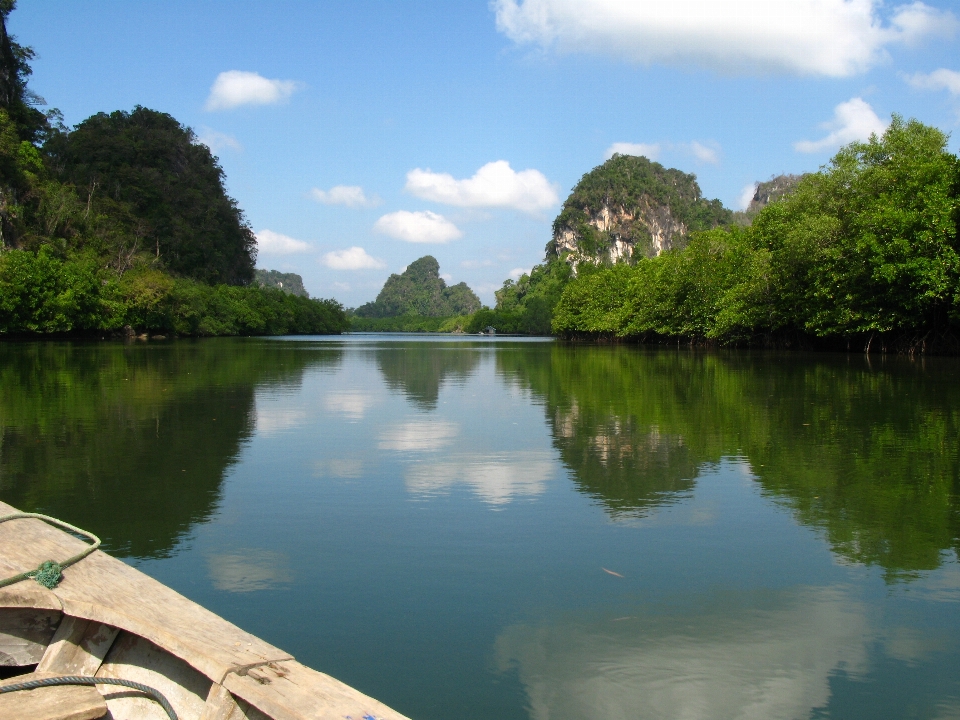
left=549, top=154, right=732, bottom=265
left=0, top=1, right=346, bottom=336
left=43, top=107, right=257, bottom=285
left=355, top=256, right=481, bottom=318
left=553, top=118, right=960, bottom=353
left=255, top=270, right=309, bottom=298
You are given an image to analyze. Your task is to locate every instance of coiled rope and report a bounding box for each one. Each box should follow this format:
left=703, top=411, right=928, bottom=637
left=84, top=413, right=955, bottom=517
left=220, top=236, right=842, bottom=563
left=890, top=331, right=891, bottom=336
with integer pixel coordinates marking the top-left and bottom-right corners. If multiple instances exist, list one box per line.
left=0, top=512, right=100, bottom=589
left=0, top=676, right=177, bottom=720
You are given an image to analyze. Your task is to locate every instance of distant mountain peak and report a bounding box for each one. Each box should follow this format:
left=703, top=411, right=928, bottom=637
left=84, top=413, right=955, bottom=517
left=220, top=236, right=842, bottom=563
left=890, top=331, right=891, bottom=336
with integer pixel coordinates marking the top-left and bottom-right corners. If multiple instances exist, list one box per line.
left=355, top=255, right=481, bottom=318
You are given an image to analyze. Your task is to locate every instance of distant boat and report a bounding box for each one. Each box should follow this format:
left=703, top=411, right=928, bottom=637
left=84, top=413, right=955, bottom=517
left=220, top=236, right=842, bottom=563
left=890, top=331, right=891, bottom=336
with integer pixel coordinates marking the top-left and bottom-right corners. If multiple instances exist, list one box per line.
left=0, top=502, right=410, bottom=720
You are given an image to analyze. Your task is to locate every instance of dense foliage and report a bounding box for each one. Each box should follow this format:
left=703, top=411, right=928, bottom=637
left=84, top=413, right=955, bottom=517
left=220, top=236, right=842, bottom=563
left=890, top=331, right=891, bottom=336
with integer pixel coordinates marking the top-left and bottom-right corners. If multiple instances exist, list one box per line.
left=0, top=248, right=348, bottom=335
left=0, top=3, right=345, bottom=337
left=354, top=255, right=481, bottom=318
left=43, top=107, right=257, bottom=285
left=553, top=118, right=960, bottom=352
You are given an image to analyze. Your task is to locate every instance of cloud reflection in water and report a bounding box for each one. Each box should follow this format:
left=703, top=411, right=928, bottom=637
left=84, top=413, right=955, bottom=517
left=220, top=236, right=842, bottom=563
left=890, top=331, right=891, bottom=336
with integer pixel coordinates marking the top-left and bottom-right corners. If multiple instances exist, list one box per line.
left=495, top=585, right=874, bottom=720
left=379, top=420, right=460, bottom=452
left=406, top=452, right=555, bottom=505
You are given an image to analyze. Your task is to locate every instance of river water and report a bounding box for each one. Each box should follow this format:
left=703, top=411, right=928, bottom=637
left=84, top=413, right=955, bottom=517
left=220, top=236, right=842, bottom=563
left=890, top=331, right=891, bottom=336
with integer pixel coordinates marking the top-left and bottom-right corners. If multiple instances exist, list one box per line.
left=1, top=335, right=959, bottom=719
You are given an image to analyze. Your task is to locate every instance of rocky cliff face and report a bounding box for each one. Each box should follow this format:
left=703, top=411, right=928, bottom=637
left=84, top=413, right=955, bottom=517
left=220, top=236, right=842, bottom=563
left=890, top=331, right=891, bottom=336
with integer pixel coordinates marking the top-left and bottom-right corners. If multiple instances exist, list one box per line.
left=548, top=154, right=732, bottom=269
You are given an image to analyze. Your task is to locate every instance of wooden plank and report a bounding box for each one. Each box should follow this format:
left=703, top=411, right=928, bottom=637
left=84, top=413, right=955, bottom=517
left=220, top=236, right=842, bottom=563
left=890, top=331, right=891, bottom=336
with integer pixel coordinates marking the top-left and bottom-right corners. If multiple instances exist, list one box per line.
left=0, top=502, right=291, bottom=682
left=222, top=660, right=413, bottom=720
left=0, top=671, right=107, bottom=720
left=200, top=683, right=247, bottom=720
left=1, top=503, right=414, bottom=720
left=0, top=608, right=62, bottom=666
left=0, top=582, right=62, bottom=611
left=37, top=616, right=118, bottom=676
left=96, top=631, right=211, bottom=720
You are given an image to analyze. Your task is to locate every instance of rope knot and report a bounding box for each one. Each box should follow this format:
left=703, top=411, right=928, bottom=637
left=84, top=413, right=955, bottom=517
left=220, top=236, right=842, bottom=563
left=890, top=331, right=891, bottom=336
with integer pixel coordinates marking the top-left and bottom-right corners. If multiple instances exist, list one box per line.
left=27, top=560, right=63, bottom=589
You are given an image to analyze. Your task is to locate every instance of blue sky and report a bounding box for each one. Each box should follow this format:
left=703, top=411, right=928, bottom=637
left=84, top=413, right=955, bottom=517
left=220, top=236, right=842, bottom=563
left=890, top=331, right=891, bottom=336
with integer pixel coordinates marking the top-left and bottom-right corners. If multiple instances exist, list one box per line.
left=11, top=0, right=960, bottom=306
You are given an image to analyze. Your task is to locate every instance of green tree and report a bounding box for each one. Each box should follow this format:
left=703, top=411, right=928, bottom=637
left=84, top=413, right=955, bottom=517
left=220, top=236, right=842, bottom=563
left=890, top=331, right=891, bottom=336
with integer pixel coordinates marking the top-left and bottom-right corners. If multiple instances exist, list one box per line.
left=43, top=107, right=257, bottom=285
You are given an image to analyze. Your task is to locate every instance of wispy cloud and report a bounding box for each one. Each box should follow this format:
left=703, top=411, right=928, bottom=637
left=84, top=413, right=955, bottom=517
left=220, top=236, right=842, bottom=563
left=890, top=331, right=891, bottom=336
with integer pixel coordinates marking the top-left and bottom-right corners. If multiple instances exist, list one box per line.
left=509, top=267, right=531, bottom=279
left=405, top=160, right=558, bottom=213
left=205, top=70, right=300, bottom=111
left=794, top=98, right=889, bottom=154
left=494, top=0, right=956, bottom=77
left=905, top=68, right=960, bottom=95
left=689, top=141, right=720, bottom=164
left=310, top=185, right=380, bottom=208
left=256, top=229, right=311, bottom=254
left=738, top=183, right=759, bottom=211
left=374, top=211, right=462, bottom=244
left=605, top=142, right=660, bottom=160
left=322, top=246, right=385, bottom=270
left=195, top=128, right=242, bottom=154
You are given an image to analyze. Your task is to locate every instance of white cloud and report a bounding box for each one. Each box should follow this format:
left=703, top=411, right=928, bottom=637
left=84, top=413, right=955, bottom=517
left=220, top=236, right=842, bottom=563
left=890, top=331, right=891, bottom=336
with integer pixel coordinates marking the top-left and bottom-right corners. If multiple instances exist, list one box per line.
left=322, top=246, right=385, bottom=270
left=509, top=267, right=531, bottom=279
left=374, top=211, right=463, bottom=244
left=311, top=185, right=380, bottom=208
left=256, top=229, right=311, bottom=255
left=441, top=273, right=453, bottom=283
left=494, top=0, right=956, bottom=77
left=205, top=70, right=300, bottom=111
left=738, top=183, right=759, bottom=211
left=195, top=128, right=241, bottom=154
left=604, top=140, right=719, bottom=164
left=905, top=68, right=960, bottom=95
left=794, top=97, right=889, bottom=154
left=605, top=142, right=660, bottom=160
left=689, top=141, right=720, bottom=164
left=405, top=160, right=559, bottom=213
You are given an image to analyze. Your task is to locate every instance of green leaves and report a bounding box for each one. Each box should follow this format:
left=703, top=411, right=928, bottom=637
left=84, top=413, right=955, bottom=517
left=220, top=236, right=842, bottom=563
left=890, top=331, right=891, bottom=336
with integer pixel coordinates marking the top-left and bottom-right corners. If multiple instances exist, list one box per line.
left=0, top=250, right=348, bottom=336
left=553, top=117, right=960, bottom=347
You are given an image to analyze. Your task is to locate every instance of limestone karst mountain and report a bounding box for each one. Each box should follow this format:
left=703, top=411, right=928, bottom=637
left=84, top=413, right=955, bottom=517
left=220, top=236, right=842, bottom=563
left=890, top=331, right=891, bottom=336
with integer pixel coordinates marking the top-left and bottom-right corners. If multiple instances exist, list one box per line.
left=354, top=255, right=481, bottom=318
left=547, top=154, right=732, bottom=267
left=255, top=269, right=309, bottom=297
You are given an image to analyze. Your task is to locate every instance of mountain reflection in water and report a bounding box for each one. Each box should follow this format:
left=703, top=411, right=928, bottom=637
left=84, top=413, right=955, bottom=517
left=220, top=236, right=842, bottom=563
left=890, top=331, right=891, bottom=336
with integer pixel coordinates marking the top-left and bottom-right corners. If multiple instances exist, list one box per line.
left=0, top=339, right=341, bottom=558
left=498, top=345, right=960, bottom=580
left=2, top=336, right=959, bottom=720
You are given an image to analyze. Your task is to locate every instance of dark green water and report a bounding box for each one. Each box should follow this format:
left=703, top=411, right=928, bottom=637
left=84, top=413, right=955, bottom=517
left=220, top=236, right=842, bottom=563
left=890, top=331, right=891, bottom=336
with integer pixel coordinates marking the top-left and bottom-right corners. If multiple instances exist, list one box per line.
left=2, top=336, right=959, bottom=719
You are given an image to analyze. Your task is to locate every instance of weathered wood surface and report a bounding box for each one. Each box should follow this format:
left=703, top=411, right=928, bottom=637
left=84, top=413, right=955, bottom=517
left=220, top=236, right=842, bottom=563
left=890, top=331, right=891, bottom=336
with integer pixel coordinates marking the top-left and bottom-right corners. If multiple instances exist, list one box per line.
left=0, top=502, right=413, bottom=720
left=97, top=631, right=211, bottom=720
left=223, top=660, right=410, bottom=720
left=37, top=616, right=118, bottom=676
left=0, top=501, right=290, bottom=682
left=0, top=607, right=61, bottom=665
left=0, top=671, right=107, bottom=720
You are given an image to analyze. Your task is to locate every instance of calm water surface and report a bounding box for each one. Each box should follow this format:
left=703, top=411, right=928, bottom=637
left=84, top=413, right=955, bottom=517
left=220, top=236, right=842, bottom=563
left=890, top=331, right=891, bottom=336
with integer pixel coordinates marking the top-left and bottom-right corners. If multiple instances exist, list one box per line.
left=1, top=336, right=959, bottom=719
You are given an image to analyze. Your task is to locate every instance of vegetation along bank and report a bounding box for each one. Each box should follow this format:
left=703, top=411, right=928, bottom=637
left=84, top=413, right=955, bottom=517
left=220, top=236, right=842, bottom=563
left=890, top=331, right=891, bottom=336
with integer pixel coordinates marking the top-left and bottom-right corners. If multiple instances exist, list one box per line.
left=0, top=3, right=347, bottom=338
